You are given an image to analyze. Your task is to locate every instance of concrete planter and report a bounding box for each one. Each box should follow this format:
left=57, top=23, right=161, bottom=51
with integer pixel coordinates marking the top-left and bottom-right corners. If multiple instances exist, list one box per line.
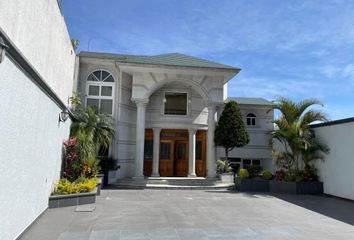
left=96, top=174, right=104, bottom=195
left=269, top=181, right=323, bottom=194
left=235, top=177, right=269, bottom=192
left=220, top=173, right=234, bottom=183
left=48, top=188, right=97, bottom=208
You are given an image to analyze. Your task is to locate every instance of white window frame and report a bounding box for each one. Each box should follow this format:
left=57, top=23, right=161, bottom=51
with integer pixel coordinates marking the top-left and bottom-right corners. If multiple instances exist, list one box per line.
left=85, top=70, right=115, bottom=116
left=161, top=89, right=190, bottom=117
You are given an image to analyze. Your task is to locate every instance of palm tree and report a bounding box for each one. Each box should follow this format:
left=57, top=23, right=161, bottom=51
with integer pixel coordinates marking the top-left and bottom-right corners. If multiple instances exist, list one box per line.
left=271, top=97, right=328, bottom=170
left=70, top=107, right=115, bottom=160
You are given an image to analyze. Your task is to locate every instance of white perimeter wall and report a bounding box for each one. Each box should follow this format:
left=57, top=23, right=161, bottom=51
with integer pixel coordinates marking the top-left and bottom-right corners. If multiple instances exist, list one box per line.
left=0, top=1, right=75, bottom=239
left=0, top=0, right=76, bottom=103
left=313, top=122, right=354, bottom=200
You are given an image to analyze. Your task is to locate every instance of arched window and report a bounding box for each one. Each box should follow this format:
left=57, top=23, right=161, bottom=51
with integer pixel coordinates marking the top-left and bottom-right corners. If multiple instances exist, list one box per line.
left=86, top=70, right=115, bottom=115
left=246, top=113, right=256, bottom=126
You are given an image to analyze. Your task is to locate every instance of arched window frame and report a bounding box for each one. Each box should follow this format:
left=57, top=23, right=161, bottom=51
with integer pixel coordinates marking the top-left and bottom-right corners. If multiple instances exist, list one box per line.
left=85, top=69, right=115, bottom=116
left=246, top=113, right=257, bottom=126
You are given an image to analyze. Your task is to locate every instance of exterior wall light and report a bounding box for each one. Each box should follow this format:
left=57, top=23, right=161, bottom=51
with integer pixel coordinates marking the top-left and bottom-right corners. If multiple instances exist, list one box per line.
left=59, top=110, right=69, bottom=122
left=0, top=36, right=9, bottom=64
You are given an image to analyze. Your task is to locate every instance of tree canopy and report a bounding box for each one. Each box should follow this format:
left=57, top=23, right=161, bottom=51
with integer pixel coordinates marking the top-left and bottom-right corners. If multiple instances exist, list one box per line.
left=214, top=101, right=249, bottom=165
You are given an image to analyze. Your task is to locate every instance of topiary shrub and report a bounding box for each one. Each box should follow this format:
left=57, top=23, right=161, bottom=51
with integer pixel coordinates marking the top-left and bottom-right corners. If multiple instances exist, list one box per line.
left=238, top=168, right=249, bottom=179
left=262, top=170, right=273, bottom=180
left=244, top=165, right=262, bottom=178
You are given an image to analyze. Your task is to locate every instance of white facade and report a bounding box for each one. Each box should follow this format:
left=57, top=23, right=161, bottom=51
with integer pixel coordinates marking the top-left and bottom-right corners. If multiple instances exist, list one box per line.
left=77, top=53, right=274, bottom=181
left=217, top=98, right=275, bottom=171
left=0, top=1, right=75, bottom=239
left=313, top=120, right=354, bottom=200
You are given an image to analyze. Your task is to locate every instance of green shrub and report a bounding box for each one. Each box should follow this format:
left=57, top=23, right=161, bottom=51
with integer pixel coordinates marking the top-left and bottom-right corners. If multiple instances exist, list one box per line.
left=216, top=159, right=233, bottom=174
left=53, top=178, right=97, bottom=195
left=238, top=168, right=249, bottom=179
left=244, top=165, right=262, bottom=178
left=284, top=169, right=304, bottom=182
left=262, top=170, right=273, bottom=180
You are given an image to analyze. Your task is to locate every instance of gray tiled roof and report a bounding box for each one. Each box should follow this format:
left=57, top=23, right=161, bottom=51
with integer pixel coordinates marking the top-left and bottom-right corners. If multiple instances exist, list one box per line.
left=227, top=97, right=274, bottom=106
left=79, top=52, right=239, bottom=70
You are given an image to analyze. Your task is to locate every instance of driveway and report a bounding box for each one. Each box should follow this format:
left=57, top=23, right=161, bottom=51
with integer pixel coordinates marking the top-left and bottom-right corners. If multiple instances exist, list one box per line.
left=19, top=189, right=354, bottom=240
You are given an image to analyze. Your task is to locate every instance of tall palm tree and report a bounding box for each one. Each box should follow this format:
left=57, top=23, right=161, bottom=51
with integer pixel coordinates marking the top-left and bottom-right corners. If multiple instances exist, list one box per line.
left=271, top=97, right=328, bottom=170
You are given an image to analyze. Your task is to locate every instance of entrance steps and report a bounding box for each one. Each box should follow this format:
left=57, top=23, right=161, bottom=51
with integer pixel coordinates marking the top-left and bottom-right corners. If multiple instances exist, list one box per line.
left=108, top=177, right=234, bottom=190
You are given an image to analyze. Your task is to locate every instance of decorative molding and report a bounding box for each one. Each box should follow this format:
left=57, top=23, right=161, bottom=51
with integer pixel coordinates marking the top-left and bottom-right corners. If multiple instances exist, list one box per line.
left=149, top=72, right=158, bottom=83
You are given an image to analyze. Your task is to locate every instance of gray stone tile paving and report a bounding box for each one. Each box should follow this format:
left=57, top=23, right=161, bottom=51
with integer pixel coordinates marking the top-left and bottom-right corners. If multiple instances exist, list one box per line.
left=19, top=189, right=354, bottom=239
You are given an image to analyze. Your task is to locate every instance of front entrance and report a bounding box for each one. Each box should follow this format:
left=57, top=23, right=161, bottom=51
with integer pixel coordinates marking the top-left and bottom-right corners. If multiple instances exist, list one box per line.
left=144, top=129, right=206, bottom=177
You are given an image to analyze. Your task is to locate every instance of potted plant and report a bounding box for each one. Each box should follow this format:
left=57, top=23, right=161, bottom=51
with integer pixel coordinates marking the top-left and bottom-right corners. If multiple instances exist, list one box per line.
left=217, top=159, right=234, bottom=182
left=99, top=157, right=120, bottom=187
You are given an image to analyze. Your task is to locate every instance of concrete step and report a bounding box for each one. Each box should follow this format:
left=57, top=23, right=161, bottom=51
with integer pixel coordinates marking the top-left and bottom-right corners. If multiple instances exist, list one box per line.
left=107, top=177, right=235, bottom=190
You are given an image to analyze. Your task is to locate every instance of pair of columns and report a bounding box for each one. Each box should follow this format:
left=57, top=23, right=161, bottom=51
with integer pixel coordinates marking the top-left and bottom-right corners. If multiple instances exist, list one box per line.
left=133, top=99, right=217, bottom=178
left=150, top=127, right=197, bottom=177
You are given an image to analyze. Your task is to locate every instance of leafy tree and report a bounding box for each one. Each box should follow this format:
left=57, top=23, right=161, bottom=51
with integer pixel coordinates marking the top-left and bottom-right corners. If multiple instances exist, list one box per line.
left=214, top=101, right=250, bottom=172
left=271, top=97, right=329, bottom=170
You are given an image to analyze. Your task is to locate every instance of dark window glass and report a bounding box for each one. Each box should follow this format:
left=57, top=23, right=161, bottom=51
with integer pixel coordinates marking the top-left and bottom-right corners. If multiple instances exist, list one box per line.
left=144, top=140, right=153, bottom=159
left=101, top=86, right=112, bottom=96
left=93, top=70, right=101, bottom=80
left=160, top=143, right=171, bottom=160
left=87, top=99, right=99, bottom=111
left=243, top=159, right=251, bottom=166
left=177, top=143, right=186, bottom=160
left=104, top=75, right=114, bottom=82
left=252, top=159, right=261, bottom=165
left=246, top=113, right=256, bottom=126
left=101, top=71, right=110, bottom=80
left=164, top=92, right=187, bottom=115
left=196, top=141, right=202, bottom=160
left=87, top=73, right=98, bottom=82
left=101, top=99, right=113, bottom=115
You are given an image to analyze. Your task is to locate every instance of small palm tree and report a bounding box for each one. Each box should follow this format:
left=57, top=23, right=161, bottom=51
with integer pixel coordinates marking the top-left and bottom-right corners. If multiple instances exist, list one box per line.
left=70, top=107, right=115, bottom=160
left=271, top=97, right=328, bottom=170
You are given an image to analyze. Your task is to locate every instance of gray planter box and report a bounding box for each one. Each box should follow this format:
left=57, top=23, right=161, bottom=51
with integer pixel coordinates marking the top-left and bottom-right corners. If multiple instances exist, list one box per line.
left=96, top=174, right=104, bottom=195
left=48, top=188, right=97, bottom=208
left=269, top=181, right=323, bottom=194
left=235, top=177, right=269, bottom=192
left=220, top=173, right=234, bottom=183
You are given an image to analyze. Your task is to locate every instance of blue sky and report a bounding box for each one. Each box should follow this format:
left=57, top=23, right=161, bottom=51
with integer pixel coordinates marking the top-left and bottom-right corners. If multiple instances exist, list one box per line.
left=62, top=0, right=354, bottom=120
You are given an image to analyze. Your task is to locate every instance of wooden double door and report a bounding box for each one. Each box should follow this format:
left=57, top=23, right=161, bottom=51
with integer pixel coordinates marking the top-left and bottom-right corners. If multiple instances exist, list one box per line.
left=144, top=129, right=206, bottom=177
left=159, top=139, right=188, bottom=177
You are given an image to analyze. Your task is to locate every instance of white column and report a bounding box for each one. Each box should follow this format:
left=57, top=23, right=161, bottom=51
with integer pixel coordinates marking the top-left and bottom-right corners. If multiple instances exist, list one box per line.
left=151, top=127, right=161, bottom=177
left=207, top=105, right=217, bottom=178
left=188, top=128, right=197, bottom=178
left=134, top=99, right=148, bottom=178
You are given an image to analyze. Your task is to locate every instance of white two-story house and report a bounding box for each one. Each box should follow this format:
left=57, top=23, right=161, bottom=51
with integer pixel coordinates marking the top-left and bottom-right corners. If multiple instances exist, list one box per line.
left=77, top=52, right=274, bottom=181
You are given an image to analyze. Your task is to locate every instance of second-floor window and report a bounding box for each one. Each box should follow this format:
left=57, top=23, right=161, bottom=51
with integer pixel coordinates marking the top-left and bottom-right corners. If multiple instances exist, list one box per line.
left=86, top=70, right=115, bottom=115
left=246, top=113, right=256, bottom=126
left=163, top=92, right=187, bottom=115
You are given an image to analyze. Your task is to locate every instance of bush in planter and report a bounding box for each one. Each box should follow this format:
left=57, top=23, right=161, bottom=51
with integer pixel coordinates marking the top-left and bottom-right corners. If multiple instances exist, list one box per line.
left=275, top=169, right=286, bottom=181
left=98, top=157, right=120, bottom=186
left=53, top=178, right=97, bottom=195
left=216, top=159, right=233, bottom=175
left=284, top=169, right=305, bottom=182
left=262, top=170, right=273, bottom=180
left=244, top=165, right=262, bottom=178
left=239, top=168, right=249, bottom=179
